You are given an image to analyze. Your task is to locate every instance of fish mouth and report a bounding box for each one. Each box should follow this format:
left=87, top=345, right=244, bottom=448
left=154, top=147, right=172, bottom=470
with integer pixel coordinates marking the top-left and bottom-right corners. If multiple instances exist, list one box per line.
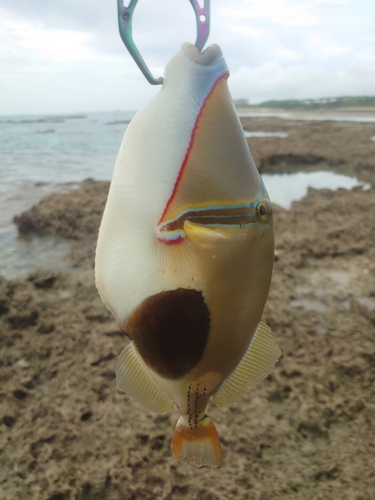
left=156, top=199, right=273, bottom=245
left=182, top=43, right=223, bottom=66
left=160, top=204, right=259, bottom=231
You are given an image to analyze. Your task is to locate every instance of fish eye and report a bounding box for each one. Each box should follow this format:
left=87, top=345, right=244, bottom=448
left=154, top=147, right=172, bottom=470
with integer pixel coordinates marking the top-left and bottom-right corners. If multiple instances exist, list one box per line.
left=256, top=199, right=272, bottom=221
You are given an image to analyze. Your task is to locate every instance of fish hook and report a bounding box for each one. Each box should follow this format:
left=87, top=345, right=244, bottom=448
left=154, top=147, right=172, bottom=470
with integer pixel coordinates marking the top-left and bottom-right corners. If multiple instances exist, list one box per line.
left=117, top=0, right=211, bottom=85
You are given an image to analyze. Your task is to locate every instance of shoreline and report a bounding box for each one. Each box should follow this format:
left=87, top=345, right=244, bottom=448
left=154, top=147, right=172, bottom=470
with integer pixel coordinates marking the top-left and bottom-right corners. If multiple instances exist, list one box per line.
left=2, top=114, right=374, bottom=280
left=1, top=116, right=375, bottom=499
left=237, top=106, right=375, bottom=116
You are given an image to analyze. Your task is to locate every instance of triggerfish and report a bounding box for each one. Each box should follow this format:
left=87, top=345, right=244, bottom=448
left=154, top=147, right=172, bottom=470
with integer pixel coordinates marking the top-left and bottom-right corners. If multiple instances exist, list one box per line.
left=95, top=42, right=281, bottom=468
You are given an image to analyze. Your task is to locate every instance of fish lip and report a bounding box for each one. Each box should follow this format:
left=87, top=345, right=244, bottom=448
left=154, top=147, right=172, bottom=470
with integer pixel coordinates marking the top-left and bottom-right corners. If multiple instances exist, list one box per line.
left=181, top=42, right=223, bottom=66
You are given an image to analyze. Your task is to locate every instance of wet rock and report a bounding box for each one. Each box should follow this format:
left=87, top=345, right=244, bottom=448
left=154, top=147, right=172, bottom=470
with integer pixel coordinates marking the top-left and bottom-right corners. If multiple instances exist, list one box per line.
left=80, top=411, right=93, bottom=422
left=7, top=307, right=39, bottom=328
left=0, top=277, right=10, bottom=314
left=2, top=415, right=16, bottom=427
left=13, top=389, right=28, bottom=400
left=27, top=270, right=57, bottom=289
left=37, top=322, right=55, bottom=334
left=14, top=179, right=109, bottom=241
left=2, top=118, right=375, bottom=499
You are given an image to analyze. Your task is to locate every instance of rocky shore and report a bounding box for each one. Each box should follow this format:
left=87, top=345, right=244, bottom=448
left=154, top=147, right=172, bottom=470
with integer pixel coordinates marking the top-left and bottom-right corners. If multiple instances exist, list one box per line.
left=1, top=116, right=375, bottom=499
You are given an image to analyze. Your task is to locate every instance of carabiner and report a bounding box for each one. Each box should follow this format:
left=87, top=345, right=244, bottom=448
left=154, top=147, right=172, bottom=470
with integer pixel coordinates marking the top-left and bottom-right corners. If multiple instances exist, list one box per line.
left=118, top=0, right=211, bottom=85
left=189, top=0, right=210, bottom=53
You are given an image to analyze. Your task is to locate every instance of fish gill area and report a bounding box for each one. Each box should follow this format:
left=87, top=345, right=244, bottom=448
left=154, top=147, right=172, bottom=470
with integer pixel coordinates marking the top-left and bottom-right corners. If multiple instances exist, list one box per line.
left=0, top=116, right=375, bottom=499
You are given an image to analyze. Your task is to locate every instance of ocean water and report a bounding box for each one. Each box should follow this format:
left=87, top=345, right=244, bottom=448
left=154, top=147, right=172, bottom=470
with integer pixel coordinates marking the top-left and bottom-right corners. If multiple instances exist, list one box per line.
left=0, top=111, right=134, bottom=185
left=244, top=131, right=289, bottom=138
left=262, top=171, right=370, bottom=210
left=0, top=111, right=134, bottom=278
left=0, top=111, right=370, bottom=278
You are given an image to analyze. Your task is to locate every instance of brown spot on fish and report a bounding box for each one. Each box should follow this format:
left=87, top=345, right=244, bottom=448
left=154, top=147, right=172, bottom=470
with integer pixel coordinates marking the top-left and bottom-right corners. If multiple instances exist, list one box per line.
left=122, top=288, right=210, bottom=379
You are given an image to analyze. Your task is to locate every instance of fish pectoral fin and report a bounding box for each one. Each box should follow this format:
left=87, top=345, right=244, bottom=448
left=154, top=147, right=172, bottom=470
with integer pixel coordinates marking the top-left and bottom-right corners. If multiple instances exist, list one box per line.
left=212, top=322, right=282, bottom=408
left=116, top=342, right=173, bottom=414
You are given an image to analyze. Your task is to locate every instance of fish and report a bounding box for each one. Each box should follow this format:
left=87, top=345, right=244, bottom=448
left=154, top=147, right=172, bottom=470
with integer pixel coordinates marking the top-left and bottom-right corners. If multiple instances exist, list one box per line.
left=95, top=42, right=281, bottom=468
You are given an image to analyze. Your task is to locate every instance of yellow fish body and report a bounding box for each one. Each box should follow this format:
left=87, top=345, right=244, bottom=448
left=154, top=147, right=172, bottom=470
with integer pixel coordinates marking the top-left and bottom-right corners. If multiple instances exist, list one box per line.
left=95, top=43, right=281, bottom=467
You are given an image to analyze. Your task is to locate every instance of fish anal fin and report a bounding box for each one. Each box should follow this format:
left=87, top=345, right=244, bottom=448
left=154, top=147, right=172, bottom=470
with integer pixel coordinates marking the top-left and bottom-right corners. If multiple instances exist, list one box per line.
left=212, top=321, right=281, bottom=408
left=116, top=342, right=173, bottom=414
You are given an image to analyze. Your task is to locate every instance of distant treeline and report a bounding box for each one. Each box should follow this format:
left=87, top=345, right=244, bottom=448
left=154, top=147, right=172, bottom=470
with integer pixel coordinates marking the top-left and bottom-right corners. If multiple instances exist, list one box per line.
left=237, top=96, right=375, bottom=109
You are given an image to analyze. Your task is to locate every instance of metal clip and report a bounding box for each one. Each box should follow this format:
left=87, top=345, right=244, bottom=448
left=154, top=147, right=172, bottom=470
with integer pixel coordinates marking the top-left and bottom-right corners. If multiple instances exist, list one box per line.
left=189, top=0, right=210, bottom=53
left=118, top=0, right=211, bottom=85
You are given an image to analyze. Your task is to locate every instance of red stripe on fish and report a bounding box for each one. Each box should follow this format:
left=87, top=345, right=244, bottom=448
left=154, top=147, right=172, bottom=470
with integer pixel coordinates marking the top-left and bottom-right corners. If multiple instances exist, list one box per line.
left=156, top=234, right=185, bottom=245
left=158, top=71, right=230, bottom=225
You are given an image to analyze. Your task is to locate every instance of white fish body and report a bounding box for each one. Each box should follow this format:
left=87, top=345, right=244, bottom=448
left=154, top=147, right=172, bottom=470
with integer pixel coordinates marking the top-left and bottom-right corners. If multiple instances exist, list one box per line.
left=95, top=43, right=281, bottom=467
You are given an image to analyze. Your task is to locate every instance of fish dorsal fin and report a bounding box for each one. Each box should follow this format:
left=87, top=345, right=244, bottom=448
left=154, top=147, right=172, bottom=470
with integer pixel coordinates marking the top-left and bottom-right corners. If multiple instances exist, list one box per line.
left=212, top=322, right=281, bottom=408
left=116, top=342, right=173, bottom=414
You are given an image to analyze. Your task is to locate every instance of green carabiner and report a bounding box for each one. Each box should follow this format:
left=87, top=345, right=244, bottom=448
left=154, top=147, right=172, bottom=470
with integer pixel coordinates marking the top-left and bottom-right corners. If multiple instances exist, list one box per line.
left=118, top=0, right=211, bottom=85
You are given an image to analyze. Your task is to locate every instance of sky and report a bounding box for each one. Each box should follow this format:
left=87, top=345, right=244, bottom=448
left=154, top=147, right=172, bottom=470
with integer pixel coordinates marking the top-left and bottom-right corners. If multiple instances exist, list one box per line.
left=1, top=0, right=374, bottom=115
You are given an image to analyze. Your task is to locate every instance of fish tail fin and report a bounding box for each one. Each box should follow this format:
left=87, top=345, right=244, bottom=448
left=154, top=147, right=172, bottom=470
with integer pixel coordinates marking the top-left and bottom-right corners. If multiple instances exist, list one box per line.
left=171, top=415, right=221, bottom=468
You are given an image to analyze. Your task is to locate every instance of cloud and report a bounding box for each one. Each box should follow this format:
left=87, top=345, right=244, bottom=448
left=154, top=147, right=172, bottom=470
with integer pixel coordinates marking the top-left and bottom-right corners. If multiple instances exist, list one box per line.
left=229, top=60, right=375, bottom=103
left=0, top=0, right=374, bottom=114
left=312, top=0, right=348, bottom=4
left=220, top=0, right=319, bottom=27
left=2, top=20, right=102, bottom=62
left=278, top=48, right=299, bottom=58
left=231, top=25, right=265, bottom=38
left=321, top=45, right=344, bottom=54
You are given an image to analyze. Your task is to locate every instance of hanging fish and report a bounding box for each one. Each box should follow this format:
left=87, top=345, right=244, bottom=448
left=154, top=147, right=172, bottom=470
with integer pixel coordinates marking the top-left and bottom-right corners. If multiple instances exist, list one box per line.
left=95, top=42, right=281, bottom=468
